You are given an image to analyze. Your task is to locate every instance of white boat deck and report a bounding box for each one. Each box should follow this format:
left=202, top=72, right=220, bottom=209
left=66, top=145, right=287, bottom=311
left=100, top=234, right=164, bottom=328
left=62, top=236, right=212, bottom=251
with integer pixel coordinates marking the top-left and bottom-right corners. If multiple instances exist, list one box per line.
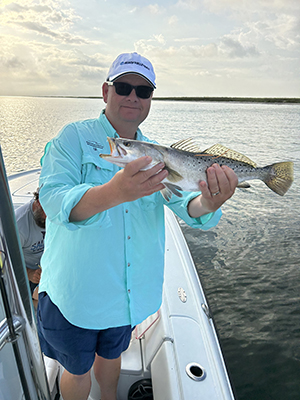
left=6, top=169, right=235, bottom=400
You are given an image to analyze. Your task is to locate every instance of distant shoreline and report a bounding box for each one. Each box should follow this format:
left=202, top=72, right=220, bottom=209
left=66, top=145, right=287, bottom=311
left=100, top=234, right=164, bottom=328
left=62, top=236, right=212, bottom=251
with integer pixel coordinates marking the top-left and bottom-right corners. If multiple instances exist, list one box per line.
left=47, top=96, right=300, bottom=104
left=2, top=95, right=300, bottom=104
left=153, top=97, right=300, bottom=104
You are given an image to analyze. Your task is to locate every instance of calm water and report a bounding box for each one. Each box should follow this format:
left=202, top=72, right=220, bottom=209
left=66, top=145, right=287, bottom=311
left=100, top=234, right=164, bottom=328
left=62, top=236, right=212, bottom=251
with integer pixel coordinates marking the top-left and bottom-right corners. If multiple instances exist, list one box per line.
left=1, top=97, right=300, bottom=399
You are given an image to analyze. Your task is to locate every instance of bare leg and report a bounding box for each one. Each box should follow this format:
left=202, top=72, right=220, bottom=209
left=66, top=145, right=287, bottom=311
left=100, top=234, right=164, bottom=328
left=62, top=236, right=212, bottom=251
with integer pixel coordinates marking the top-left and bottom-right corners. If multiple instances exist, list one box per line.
left=60, top=369, right=91, bottom=400
left=93, top=355, right=121, bottom=400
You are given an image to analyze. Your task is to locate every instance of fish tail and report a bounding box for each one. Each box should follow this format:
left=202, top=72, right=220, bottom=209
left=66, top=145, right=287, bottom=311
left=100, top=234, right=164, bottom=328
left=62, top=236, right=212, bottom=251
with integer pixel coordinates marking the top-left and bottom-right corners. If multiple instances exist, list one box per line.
left=263, top=161, right=294, bottom=196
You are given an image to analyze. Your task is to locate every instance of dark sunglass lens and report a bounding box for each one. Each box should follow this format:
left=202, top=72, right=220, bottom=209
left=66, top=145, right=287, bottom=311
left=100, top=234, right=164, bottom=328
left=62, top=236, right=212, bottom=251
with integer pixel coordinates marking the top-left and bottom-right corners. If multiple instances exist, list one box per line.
left=114, top=82, right=132, bottom=96
left=135, top=86, right=153, bottom=99
left=113, top=82, right=153, bottom=99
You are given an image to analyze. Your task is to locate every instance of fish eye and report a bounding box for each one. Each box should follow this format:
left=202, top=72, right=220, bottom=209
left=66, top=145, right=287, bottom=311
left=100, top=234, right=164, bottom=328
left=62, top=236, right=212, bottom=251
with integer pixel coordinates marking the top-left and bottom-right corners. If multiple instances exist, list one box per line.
left=123, top=141, right=131, bottom=147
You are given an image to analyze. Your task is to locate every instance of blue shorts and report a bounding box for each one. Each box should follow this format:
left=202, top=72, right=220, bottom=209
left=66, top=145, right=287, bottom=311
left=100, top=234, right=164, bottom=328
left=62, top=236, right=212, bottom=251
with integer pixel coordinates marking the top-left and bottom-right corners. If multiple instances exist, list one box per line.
left=37, top=292, right=133, bottom=375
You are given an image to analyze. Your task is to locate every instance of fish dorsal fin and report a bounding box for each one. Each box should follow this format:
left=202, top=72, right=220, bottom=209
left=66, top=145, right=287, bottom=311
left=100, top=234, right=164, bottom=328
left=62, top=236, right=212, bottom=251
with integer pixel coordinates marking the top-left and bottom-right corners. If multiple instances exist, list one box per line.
left=202, top=144, right=257, bottom=167
left=170, top=138, right=202, bottom=153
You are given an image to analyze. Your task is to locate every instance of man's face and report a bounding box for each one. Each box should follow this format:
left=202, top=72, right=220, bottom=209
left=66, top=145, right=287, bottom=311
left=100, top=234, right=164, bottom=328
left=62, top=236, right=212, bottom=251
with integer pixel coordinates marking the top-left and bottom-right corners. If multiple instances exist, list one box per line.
left=102, top=74, right=153, bottom=135
left=33, top=201, right=46, bottom=229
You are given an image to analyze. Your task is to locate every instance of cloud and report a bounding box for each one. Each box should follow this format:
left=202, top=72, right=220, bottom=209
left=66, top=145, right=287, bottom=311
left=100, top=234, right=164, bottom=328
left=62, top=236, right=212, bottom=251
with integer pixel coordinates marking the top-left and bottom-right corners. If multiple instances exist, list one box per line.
left=202, top=0, right=300, bottom=14
left=13, top=20, right=90, bottom=44
left=136, top=34, right=260, bottom=61
left=0, top=0, right=299, bottom=97
left=0, top=53, right=23, bottom=69
left=152, top=34, right=166, bottom=45
left=0, top=32, right=107, bottom=96
left=127, top=3, right=165, bottom=16
left=4, top=2, right=53, bottom=15
left=168, top=15, right=178, bottom=25
left=175, top=38, right=201, bottom=43
left=0, top=0, right=102, bottom=50
left=249, top=15, right=300, bottom=50
left=181, top=43, right=219, bottom=58
left=67, top=50, right=108, bottom=69
left=221, top=36, right=260, bottom=58
left=175, top=0, right=201, bottom=11
left=0, top=0, right=107, bottom=95
left=147, top=4, right=164, bottom=15
left=0, top=0, right=81, bottom=36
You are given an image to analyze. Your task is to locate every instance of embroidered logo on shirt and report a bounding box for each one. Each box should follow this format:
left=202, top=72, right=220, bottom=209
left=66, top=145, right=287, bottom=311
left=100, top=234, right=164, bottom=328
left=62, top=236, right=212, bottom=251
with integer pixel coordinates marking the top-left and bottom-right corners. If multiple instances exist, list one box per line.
left=86, top=140, right=104, bottom=151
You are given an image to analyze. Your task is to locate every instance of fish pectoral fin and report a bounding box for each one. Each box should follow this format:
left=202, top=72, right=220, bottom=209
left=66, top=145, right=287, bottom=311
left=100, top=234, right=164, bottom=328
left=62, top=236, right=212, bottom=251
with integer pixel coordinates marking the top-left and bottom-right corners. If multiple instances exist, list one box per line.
left=164, top=182, right=183, bottom=197
left=202, top=144, right=257, bottom=168
left=160, top=182, right=183, bottom=202
left=165, top=166, right=184, bottom=183
left=160, top=187, right=173, bottom=202
left=170, top=138, right=202, bottom=153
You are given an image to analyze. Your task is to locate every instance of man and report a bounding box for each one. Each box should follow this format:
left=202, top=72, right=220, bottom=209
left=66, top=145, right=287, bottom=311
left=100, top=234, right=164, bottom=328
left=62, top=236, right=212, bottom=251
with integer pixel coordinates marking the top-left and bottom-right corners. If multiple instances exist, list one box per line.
left=37, top=52, right=238, bottom=400
left=15, top=189, right=46, bottom=294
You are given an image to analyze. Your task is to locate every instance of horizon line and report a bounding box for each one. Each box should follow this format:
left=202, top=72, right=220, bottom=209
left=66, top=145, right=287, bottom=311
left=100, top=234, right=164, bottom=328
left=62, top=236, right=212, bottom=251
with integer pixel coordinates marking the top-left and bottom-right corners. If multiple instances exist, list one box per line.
left=1, top=95, right=299, bottom=103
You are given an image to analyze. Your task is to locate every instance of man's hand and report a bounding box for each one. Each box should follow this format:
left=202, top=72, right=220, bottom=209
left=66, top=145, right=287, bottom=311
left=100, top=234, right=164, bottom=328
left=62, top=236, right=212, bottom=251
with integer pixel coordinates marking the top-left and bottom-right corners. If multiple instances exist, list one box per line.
left=70, top=157, right=168, bottom=222
left=27, top=267, right=41, bottom=284
left=188, top=164, right=238, bottom=218
left=110, top=156, right=168, bottom=203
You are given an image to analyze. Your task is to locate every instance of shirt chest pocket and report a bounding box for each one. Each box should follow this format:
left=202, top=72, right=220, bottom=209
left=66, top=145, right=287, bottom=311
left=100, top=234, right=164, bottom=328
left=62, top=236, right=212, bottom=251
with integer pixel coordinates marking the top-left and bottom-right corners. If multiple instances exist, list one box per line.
left=81, top=155, right=115, bottom=186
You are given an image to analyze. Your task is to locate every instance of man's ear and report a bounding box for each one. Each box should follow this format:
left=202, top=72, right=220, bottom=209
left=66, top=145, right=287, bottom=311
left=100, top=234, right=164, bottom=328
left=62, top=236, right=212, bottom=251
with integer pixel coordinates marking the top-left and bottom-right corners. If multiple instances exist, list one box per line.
left=102, top=82, right=109, bottom=103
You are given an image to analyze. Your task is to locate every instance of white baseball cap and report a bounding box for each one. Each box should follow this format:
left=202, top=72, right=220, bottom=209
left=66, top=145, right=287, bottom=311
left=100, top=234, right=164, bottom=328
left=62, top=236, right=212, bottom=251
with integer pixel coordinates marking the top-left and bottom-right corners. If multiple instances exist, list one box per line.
left=106, top=52, right=156, bottom=88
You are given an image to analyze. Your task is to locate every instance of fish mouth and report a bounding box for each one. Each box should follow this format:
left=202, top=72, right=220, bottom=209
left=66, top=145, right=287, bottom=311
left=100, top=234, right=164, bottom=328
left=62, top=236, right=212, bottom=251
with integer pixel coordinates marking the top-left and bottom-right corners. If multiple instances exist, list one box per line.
left=107, top=137, right=127, bottom=158
left=107, top=137, right=115, bottom=153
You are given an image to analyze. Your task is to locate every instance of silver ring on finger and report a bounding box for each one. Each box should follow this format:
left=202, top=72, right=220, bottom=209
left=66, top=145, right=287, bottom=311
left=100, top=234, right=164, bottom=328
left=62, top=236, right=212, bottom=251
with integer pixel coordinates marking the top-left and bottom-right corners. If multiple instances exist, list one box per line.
left=212, top=190, right=220, bottom=196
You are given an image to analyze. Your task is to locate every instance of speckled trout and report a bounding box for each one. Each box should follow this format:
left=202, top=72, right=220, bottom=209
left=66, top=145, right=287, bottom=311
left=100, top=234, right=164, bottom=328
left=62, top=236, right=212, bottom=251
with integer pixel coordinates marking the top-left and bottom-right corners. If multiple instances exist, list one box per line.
left=100, top=138, right=293, bottom=201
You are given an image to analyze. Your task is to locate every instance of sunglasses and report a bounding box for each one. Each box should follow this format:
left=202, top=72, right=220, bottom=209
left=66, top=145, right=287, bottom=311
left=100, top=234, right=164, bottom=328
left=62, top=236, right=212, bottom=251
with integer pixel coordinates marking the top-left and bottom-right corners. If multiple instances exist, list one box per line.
left=107, top=81, right=154, bottom=99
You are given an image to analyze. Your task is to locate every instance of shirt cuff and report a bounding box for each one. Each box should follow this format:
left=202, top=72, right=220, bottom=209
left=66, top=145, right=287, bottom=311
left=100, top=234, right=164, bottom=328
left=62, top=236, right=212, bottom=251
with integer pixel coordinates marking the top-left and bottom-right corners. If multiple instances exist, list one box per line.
left=60, top=184, right=112, bottom=231
left=180, top=192, right=222, bottom=230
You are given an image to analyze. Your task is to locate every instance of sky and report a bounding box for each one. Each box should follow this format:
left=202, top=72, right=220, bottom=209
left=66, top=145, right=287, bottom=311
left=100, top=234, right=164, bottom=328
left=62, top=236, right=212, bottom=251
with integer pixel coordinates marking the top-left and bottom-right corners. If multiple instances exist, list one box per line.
left=0, top=0, right=299, bottom=98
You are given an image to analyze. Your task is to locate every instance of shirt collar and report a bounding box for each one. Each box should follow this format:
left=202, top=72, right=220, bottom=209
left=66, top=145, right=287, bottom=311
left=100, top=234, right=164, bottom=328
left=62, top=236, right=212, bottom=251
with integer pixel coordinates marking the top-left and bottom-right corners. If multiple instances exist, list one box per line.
left=99, top=110, right=117, bottom=138
left=100, top=109, right=143, bottom=140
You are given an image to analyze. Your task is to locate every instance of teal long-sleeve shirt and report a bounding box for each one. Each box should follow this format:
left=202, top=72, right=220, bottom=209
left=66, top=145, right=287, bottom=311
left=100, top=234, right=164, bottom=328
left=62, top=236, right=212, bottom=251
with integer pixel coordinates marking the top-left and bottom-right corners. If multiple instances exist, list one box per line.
left=39, top=111, right=222, bottom=329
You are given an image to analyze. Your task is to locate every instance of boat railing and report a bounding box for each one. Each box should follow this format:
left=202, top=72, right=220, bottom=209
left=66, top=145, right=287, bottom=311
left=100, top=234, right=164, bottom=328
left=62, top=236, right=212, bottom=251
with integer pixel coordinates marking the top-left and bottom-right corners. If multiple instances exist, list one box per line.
left=0, top=146, right=51, bottom=400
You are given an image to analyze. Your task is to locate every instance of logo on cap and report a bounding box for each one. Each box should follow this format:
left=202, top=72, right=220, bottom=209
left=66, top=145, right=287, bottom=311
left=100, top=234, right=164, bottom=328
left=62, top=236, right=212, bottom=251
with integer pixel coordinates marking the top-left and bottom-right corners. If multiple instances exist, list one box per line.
left=120, top=61, right=150, bottom=71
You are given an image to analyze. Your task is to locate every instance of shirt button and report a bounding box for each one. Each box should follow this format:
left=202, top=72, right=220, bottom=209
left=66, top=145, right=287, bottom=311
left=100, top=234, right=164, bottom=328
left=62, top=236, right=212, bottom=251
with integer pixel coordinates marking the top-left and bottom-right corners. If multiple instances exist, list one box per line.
left=128, top=289, right=131, bottom=293
left=127, top=236, right=131, bottom=240
left=125, top=209, right=129, bottom=213
left=127, top=263, right=131, bottom=267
